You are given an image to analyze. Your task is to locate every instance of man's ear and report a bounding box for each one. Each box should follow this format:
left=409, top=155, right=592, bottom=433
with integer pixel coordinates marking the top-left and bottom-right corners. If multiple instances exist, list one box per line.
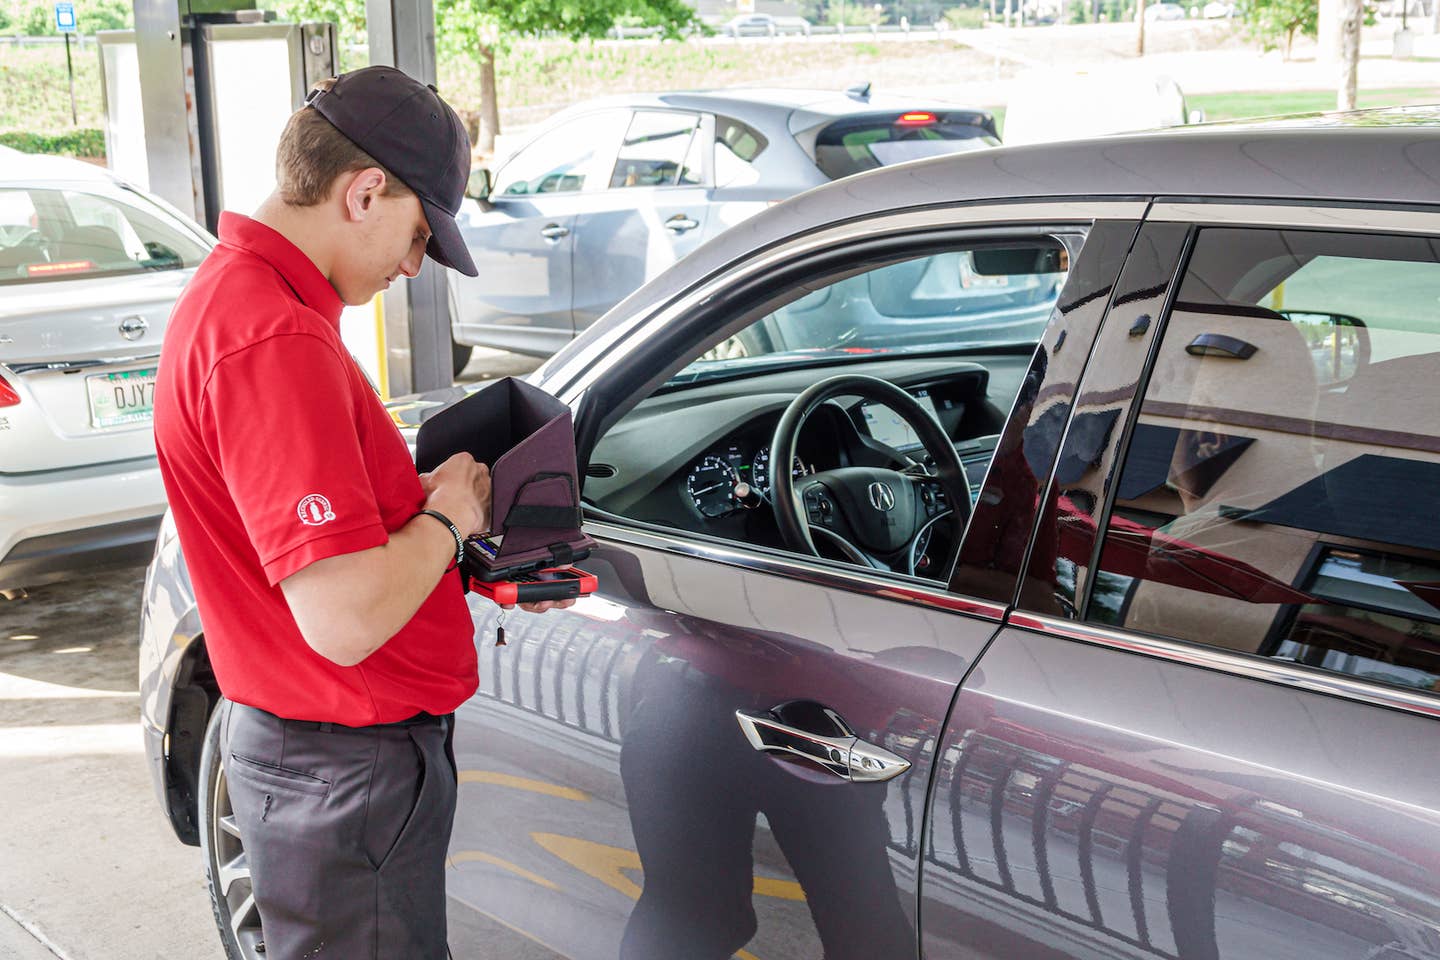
left=341, top=167, right=389, bottom=222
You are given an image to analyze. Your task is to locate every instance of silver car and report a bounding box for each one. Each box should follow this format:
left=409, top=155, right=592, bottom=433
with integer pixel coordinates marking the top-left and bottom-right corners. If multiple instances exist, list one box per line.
left=450, top=89, right=998, bottom=365
left=0, top=147, right=211, bottom=592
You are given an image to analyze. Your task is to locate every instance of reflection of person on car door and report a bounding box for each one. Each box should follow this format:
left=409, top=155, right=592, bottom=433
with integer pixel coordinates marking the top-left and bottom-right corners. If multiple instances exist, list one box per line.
left=617, top=624, right=915, bottom=960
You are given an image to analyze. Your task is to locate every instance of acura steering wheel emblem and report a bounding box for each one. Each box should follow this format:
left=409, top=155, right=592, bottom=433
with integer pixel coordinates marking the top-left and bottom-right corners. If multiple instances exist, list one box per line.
left=868, top=481, right=895, bottom=512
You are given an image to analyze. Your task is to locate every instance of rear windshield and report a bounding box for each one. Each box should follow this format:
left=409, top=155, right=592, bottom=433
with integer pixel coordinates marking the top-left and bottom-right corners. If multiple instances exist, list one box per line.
left=0, top=185, right=207, bottom=286
left=814, top=113, right=998, bottom=180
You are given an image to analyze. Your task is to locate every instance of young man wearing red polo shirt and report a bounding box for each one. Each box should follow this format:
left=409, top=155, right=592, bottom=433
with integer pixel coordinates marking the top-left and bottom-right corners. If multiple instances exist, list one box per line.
left=154, top=66, right=568, bottom=960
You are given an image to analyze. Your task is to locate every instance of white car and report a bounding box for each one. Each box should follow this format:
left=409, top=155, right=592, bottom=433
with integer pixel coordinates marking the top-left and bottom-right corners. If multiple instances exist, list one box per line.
left=0, top=147, right=211, bottom=592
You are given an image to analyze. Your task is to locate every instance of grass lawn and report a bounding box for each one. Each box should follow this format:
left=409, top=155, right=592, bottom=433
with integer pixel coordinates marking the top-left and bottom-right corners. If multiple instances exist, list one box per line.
left=1189, top=85, right=1440, bottom=122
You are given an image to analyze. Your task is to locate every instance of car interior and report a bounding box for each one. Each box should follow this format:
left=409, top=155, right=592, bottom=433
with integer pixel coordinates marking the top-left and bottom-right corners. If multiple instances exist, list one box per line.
left=581, top=235, right=1074, bottom=583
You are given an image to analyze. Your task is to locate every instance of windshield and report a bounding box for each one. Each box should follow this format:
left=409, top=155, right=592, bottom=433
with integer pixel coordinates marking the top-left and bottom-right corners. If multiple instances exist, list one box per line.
left=671, top=241, right=1070, bottom=385
left=814, top=113, right=1000, bottom=179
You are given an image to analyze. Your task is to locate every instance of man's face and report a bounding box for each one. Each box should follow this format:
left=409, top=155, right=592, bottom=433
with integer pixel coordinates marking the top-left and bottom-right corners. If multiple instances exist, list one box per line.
left=333, top=186, right=431, bottom=306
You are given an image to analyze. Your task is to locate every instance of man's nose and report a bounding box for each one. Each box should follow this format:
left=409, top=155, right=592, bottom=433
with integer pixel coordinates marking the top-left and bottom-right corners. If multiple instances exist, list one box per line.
left=399, top=241, right=425, bottom=278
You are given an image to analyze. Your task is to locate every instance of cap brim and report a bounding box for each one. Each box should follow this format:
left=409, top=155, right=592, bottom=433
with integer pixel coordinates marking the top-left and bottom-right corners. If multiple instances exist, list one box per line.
left=420, top=197, right=478, bottom=277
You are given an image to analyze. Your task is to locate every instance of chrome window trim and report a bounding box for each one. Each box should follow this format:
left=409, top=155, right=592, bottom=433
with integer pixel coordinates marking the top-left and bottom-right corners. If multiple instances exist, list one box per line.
left=1010, top=612, right=1440, bottom=721
left=1148, top=200, right=1440, bottom=233
left=553, top=199, right=1150, bottom=403
left=586, top=518, right=1007, bottom=620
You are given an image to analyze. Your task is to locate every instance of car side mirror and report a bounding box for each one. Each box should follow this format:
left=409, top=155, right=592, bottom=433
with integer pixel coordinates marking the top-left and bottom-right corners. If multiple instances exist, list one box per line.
left=466, top=167, right=492, bottom=202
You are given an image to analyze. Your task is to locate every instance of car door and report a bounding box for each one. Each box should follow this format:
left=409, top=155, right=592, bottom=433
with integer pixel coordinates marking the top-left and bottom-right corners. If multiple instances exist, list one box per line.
left=569, top=110, right=713, bottom=335
left=440, top=207, right=1144, bottom=959
left=450, top=110, right=626, bottom=356
left=921, top=210, right=1440, bottom=959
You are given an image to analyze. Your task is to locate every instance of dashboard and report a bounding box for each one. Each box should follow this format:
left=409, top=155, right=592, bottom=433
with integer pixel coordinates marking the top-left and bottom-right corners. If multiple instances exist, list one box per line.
left=583, top=354, right=1029, bottom=555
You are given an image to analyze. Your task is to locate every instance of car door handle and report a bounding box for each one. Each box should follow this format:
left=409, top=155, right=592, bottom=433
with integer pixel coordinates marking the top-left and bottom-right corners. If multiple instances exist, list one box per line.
left=735, top=707, right=911, bottom=783
left=664, top=214, right=699, bottom=234
left=540, top=224, right=570, bottom=240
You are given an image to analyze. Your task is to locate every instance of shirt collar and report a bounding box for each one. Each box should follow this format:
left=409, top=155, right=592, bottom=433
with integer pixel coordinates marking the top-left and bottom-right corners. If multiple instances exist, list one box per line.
left=216, top=212, right=345, bottom=327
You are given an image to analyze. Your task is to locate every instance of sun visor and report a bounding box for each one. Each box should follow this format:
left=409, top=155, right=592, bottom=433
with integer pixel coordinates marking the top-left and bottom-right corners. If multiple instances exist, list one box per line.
left=415, top=377, right=595, bottom=569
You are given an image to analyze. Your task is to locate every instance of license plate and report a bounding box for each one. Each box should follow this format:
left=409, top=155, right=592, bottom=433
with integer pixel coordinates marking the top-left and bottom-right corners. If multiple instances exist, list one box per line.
left=87, top=367, right=157, bottom=429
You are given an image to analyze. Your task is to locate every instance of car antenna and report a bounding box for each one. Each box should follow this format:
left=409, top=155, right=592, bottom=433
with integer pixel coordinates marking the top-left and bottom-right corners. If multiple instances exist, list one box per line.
left=845, top=81, right=872, bottom=100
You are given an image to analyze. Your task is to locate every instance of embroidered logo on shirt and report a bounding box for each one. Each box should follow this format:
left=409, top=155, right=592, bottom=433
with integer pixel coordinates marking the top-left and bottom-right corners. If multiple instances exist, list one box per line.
left=297, top=494, right=337, bottom=526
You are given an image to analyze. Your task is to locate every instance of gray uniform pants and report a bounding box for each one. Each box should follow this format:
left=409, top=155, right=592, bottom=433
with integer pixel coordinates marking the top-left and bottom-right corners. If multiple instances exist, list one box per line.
left=222, top=701, right=457, bottom=960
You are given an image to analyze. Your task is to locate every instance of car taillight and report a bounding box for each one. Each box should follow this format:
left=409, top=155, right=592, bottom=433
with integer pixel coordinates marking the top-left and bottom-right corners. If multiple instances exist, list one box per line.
left=24, top=260, right=94, bottom=278
left=897, top=111, right=937, bottom=125
left=0, top=379, right=19, bottom=408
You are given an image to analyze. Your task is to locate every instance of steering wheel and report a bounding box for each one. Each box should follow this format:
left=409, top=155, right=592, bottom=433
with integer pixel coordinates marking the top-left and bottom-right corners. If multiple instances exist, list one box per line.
left=770, top=375, right=972, bottom=580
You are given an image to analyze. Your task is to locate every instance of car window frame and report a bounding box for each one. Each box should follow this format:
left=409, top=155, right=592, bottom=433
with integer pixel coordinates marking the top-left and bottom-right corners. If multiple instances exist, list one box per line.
left=555, top=201, right=1149, bottom=613
left=489, top=108, right=630, bottom=200
left=1012, top=198, right=1440, bottom=723
left=605, top=109, right=712, bottom=192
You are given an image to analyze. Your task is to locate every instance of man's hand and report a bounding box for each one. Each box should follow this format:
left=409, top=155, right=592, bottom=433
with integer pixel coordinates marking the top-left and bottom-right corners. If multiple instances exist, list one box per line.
left=420, top=452, right=491, bottom=536
left=508, top=598, right=577, bottom=614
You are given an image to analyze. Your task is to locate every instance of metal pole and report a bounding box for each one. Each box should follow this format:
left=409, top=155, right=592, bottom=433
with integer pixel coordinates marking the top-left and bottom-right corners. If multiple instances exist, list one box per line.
left=65, top=32, right=78, bottom=125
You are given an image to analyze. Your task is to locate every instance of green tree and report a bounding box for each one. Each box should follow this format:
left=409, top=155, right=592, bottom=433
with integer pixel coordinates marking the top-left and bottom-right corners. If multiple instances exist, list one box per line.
left=436, top=0, right=698, bottom=155
left=821, top=0, right=888, bottom=24
left=1242, top=0, right=1319, bottom=59
left=19, top=0, right=131, bottom=34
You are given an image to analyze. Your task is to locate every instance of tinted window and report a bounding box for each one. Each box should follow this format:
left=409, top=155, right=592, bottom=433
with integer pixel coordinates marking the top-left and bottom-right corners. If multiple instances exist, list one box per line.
left=715, top=116, right=767, bottom=189
left=610, top=111, right=701, bottom=189
left=814, top=114, right=998, bottom=180
left=1086, top=228, right=1440, bottom=696
left=672, top=241, right=1068, bottom=382
left=0, top=186, right=206, bottom=285
left=493, top=111, right=624, bottom=196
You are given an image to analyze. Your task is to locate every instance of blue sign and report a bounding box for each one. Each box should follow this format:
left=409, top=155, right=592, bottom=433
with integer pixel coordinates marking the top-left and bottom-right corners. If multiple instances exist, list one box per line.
left=54, top=2, right=77, bottom=32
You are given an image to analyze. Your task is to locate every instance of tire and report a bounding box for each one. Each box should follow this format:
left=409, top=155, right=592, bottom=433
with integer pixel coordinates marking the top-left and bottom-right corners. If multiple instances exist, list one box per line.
left=199, top=701, right=266, bottom=960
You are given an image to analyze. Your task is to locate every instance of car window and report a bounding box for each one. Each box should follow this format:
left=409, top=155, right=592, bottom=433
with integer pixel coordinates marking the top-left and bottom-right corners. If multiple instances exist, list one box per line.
left=492, top=111, right=624, bottom=197
left=814, top=114, right=998, bottom=180
left=715, top=116, right=767, bottom=189
left=672, top=243, right=1067, bottom=382
left=609, top=111, right=701, bottom=189
left=587, top=235, right=1075, bottom=583
left=0, top=186, right=206, bottom=285
left=1083, top=227, right=1440, bottom=697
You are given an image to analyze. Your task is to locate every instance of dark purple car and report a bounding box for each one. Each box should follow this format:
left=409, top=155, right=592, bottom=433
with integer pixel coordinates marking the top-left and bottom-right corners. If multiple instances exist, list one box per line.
left=142, top=104, right=1440, bottom=960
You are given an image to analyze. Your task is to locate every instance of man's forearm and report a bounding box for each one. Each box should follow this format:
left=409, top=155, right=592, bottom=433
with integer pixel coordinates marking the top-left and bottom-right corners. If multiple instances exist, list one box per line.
left=280, top=513, right=462, bottom=666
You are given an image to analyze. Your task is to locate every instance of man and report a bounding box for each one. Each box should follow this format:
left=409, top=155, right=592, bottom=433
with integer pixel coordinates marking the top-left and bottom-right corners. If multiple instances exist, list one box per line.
left=154, top=66, right=567, bottom=959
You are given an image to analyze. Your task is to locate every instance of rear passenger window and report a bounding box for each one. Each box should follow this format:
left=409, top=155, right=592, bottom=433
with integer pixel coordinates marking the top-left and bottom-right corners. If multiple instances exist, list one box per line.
left=1086, top=228, right=1440, bottom=696
left=610, top=111, right=701, bottom=189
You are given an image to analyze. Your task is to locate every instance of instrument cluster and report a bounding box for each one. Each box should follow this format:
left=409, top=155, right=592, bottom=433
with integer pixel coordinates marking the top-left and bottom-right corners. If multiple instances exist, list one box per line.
left=684, top=442, right=810, bottom=519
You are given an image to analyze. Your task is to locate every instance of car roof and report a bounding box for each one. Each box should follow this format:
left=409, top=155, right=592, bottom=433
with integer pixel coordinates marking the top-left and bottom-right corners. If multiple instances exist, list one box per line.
left=549, top=88, right=986, bottom=122
left=563, top=109, right=1440, bottom=363
left=0, top=146, right=124, bottom=187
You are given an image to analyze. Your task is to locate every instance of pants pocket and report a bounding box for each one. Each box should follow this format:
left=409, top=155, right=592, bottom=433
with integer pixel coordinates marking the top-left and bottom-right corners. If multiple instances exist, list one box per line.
left=228, top=752, right=331, bottom=798
left=365, top=734, right=428, bottom=871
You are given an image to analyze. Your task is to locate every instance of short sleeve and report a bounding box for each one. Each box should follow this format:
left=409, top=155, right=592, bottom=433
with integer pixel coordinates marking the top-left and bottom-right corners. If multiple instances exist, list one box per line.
left=201, top=332, right=389, bottom=585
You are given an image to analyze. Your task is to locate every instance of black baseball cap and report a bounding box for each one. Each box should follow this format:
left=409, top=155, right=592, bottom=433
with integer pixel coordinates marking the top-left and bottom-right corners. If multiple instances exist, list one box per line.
left=306, top=66, right=479, bottom=277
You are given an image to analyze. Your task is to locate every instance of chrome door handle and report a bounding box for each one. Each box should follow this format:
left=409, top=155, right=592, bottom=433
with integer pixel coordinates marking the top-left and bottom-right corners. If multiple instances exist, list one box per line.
left=735, top=708, right=910, bottom=783
left=540, top=224, right=570, bottom=240
left=664, top=215, right=699, bottom=233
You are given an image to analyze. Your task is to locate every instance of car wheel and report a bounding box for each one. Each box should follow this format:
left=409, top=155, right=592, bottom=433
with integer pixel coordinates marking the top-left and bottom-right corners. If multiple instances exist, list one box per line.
left=199, top=701, right=266, bottom=960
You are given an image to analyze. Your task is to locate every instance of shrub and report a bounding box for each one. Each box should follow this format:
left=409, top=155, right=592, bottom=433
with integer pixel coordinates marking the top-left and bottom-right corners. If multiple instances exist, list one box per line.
left=0, top=128, right=106, bottom=158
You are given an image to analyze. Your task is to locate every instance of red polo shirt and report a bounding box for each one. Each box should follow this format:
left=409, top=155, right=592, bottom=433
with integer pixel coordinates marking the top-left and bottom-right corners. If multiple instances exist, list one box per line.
left=154, top=212, right=477, bottom=725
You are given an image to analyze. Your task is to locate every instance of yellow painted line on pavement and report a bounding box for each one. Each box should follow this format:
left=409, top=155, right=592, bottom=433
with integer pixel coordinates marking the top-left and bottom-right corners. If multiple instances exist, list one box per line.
left=448, top=851, right=559, bottom=890
left=533, top=833, right=643, bottom=900
left=458, top=770, right=590, bottom=802
left=751, top=876, right=806, bottom=901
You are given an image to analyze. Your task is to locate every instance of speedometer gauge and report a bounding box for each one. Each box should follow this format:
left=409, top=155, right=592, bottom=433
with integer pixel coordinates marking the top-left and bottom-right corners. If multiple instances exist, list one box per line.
left=686, top=456, right=739, bottom=518
left=751, top=447, right=807, bottom=493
